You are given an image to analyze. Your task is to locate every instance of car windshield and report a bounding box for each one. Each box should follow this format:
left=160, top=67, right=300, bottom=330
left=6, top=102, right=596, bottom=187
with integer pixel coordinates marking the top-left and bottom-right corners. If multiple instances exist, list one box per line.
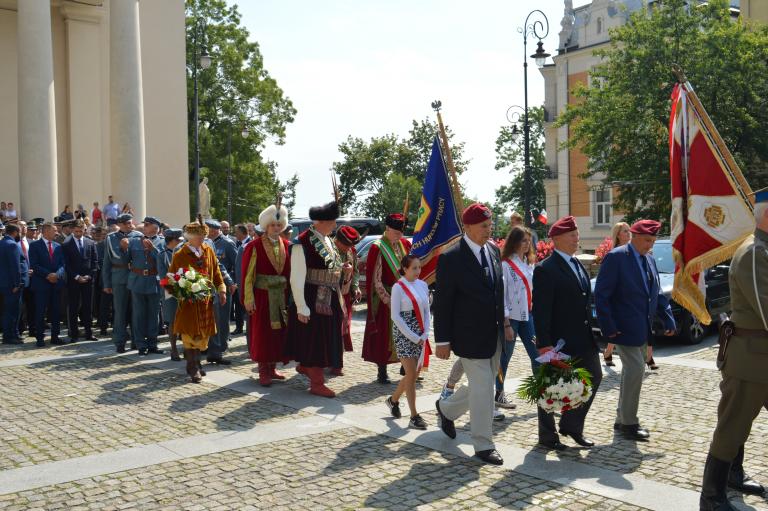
left=651, top=242, right=675, bottom=274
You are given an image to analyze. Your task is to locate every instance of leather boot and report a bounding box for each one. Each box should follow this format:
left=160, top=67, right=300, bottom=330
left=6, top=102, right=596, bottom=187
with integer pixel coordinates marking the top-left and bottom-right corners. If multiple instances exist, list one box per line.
left=377, top=364, right=391, bottom=384
left=307, top=367, right=335, bottom=398
left=330, top=367, right=344, bottom=376
left=728, top=445, right=765, bottom=495
left=258, top=364, right=273, bottom=387
left=270, top=363, right=286, bottom=380
left=700, top=454, right=737, bottom=510
left=187, top=349, right=202, bottom=383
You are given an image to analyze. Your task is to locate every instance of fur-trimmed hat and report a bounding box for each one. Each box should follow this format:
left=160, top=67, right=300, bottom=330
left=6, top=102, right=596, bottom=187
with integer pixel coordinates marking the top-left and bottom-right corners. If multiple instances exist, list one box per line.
left=309, top=201, right=339, bottom=222
left=259, top=204, right=289, bottom=231
left=183, top=218, right=208, bottom=237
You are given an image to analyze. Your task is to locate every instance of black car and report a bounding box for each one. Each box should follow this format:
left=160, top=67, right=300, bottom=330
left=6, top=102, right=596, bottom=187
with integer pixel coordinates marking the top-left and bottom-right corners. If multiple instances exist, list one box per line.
left=290, top=216, right=384, bottom=242
left=589, top=239, right=730, bottom=345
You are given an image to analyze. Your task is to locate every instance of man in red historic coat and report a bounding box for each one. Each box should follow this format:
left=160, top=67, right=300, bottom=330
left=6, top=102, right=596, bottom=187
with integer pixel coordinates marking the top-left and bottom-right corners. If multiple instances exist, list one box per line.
left=331, top=225, right=362, bottom=376
left=285, top=199, right=351, bottom=397
left=363, top=213, right=412, bottom=383
left=241, top=203, right=292, bottom=387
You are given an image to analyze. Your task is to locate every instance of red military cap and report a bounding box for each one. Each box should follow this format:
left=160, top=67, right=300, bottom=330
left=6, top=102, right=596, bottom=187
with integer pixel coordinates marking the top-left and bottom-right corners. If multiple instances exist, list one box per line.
left=385, top=213, right=406, bottom=231
left=462, top=203, right=492, bottom=225
left=336, top=225, right=361, bottom=246
left=547, top=215, right=578, bottom=237
left=630, top=219, right=661, bottom=236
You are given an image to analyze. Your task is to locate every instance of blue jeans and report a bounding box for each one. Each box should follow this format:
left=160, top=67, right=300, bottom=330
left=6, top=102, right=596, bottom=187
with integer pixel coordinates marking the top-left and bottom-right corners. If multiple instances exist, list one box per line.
left=496, top=317, right=540, bottom=392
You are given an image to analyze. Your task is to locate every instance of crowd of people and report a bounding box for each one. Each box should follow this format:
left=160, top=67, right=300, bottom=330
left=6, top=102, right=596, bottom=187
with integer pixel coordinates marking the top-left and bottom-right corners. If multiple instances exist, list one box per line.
left=1, top=189, right=766, bottom=511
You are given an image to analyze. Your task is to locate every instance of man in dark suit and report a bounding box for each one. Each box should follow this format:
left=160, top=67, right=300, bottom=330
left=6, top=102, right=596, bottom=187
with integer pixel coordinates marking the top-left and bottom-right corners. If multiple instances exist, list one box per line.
left=533, top=216, right=602, bottom=450
left=63, top=220, right=99, bottom=342
left=0, top=224, right=25, bottom=344
left=434, top=203, right=506, bottom=465
left=29, top=223, right=67, bottom=347
left=596, top=219, right=675, bottom=440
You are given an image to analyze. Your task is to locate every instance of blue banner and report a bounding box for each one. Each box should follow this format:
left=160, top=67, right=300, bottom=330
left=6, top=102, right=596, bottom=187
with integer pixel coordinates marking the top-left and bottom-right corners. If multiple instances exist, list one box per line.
left=411, top=137, right=462, bottom=282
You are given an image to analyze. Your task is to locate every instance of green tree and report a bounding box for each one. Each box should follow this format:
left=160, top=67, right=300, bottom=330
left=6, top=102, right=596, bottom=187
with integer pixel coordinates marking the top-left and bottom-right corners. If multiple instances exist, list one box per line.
left=187, top=0, right=297, bottom=223
left=557, top=0, right=768, bottom=224
left=493, top=105, right=547, bottom=237
left=333, top=119, right=468, bottom=231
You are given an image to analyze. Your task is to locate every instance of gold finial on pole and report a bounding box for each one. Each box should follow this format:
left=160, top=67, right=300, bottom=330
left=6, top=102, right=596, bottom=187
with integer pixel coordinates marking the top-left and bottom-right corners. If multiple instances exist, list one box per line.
left=672, top=64, right=687, bottom=84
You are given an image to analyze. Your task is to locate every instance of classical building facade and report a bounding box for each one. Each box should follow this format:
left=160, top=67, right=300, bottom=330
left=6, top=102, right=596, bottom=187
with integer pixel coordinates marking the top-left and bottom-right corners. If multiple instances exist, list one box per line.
left=0, top=0, right=189, bottom=225
left=540, top=0, right=752, bottom=251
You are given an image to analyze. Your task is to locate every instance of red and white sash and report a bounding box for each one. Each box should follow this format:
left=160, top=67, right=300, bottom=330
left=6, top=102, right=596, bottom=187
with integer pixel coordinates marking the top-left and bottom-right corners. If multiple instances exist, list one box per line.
left=395, top=280, right=432, bottom=369
left=504, top=258, right=532, bottom=311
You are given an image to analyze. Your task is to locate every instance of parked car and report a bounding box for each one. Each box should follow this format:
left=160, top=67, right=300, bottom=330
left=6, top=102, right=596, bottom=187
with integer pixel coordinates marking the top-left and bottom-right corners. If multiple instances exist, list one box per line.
left=290, top=216, right=384, bottom=243
left=589, top=239, right=730, bottom=345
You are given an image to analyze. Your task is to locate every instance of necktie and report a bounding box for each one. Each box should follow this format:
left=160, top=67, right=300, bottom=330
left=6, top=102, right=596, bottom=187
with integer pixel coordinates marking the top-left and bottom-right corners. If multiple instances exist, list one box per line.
left=78, top=239, right=84, bottom=257
left=20, top=241, right=27, bottom=260
left=570, top=257, right=588, bottom=291
left=48, top=241, right=54, bottom=262
left=640, top=255, right=652, bottom=290
left=480, top=246, right=493, bottom=285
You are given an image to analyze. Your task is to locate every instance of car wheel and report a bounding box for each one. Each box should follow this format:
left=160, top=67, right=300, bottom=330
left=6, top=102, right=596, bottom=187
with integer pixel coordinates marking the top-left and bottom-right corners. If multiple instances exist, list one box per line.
left=680, top=311, right=707, bottom=345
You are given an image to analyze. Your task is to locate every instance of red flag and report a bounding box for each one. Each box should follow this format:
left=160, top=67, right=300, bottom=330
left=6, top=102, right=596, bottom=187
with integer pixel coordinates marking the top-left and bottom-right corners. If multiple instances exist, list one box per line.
left=669, top=82, right=754, bottom=324
left=537, top=209, right=548, bottom=225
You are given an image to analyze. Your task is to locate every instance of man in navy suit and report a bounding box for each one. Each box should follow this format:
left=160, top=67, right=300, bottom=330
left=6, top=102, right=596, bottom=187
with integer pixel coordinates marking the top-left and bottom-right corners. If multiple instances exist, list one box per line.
left=63, top=219, right=99, bottom=341
left=29, top=223, right=67, bottom=347
left=595, top=219, right=675, bottom=441
left=533, top=216, right=603, bottom=450
left=0, top=224, right=25, bottom=344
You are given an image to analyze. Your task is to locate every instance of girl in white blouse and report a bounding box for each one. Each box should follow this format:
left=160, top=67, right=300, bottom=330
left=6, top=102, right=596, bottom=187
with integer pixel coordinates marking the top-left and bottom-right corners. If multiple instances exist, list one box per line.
left=496, top=226, right=540, bottom=409
left=385, top=254, right=430, bottom=430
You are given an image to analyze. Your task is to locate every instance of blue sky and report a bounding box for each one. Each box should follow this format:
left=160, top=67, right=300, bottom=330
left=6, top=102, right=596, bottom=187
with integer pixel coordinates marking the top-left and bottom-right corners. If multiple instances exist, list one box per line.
left=237, top=0, right=586, bottom=216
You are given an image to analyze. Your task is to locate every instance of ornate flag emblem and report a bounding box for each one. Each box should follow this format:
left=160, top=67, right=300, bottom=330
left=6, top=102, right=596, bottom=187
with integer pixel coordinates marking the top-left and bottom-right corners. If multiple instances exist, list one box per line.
left=703, top=204, right=726, bottom=229
left=414, top=196, right=432, bottom=234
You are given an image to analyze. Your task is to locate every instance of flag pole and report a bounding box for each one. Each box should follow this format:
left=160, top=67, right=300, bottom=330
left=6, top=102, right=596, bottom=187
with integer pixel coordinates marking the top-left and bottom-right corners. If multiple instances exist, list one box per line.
left=431, top=100, right=464, bottom=223
left=672, top=65, right=754, bottom=208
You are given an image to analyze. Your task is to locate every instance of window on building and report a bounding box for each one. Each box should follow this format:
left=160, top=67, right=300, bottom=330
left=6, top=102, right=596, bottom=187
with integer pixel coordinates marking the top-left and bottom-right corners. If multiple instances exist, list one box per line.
left=596, top=17, right=603, bottom=34
left=595, top=189, right=612, bottom=225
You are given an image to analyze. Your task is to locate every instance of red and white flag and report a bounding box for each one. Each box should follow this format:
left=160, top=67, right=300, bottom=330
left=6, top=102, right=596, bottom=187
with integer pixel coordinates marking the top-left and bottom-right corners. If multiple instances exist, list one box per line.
left=537, top=209, right=548, bottom=225
left=669, top=81, right=754, bottom=324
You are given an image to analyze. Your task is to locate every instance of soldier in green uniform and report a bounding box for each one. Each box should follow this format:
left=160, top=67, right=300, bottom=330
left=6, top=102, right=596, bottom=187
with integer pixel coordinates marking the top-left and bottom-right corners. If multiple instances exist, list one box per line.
left=125, top=216, right=164, bottom=356
left=700, top=190, right=768, bottom=510
left=102, top=214, right=141, bottom=353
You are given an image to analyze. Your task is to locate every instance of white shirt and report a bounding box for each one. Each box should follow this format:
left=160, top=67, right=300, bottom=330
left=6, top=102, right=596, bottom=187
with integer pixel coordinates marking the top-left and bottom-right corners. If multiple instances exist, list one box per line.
left=555, top=249, right=587, bottom=284
left=390, top=277, right=431, bottom=344
left=5, top=209, right=17, bottom=219
left=502, top=254, right=534, bottom=322
left=463, top=234, right=493, bottom=284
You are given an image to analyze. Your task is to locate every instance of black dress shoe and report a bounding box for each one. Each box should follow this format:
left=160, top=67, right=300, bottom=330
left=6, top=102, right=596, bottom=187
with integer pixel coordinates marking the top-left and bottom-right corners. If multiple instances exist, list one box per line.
left=68, top=338, right=78, bottom=343
left=138, top=348, right=149, bottom=356
left=51, top=338, right=65, bottom=346
left=206, top=356, right=231, bottom=365
left=231, top=328, right=243, bottom=335
left=147, top=347, right=164, bottom=354
left=620, top=424, right=650, bottom=440
left=116, top=346, right=126, bottom=354
left=475, top=449, right=504, bottom=465
left=435, top=400, right=456, bottom=439
left=84, top=336, right=98, bottom=341
left=2, top=338, right=24, bottom=345
left=560, top=430, right=595, bottom=447
left=538, top=440, right=568, bottom=451
left=36, top=340, right=46, bottom=348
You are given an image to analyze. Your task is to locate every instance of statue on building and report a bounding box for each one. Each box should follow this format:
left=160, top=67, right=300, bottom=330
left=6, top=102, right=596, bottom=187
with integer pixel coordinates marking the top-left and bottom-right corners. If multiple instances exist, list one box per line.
left=559, top=0, right=575, bottom=50
left=199, top=177, right=211, bottom=219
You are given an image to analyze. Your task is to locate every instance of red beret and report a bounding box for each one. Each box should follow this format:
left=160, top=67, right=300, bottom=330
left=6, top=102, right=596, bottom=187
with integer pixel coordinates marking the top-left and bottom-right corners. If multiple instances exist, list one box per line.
left=547, top=215, right=578, bottom=237
left=385, top=213, right=405, bottom=231
left=336, top=225, right=361, bottom=246
left=630, top=219, right=661, bottom=236
left=462, top=203, right=492, bottom=225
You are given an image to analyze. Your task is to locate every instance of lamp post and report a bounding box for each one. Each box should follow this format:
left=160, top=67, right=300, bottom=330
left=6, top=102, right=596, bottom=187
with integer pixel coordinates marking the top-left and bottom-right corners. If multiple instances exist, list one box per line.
left=191, top=18, right=211, bottom=216
left=519, top=9, right=550, bottom=227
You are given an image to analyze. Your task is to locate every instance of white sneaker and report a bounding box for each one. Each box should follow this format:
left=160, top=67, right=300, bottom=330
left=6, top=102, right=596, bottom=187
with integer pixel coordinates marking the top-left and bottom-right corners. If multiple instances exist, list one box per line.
left=494, top=391, right=517, bottom=410
left=493, top=408, right=506, bottom=422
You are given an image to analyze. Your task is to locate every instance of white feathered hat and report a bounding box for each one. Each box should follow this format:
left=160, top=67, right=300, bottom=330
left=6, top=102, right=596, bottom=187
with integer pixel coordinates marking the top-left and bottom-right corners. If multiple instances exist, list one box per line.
left=259, top=204, right=288, bottom=231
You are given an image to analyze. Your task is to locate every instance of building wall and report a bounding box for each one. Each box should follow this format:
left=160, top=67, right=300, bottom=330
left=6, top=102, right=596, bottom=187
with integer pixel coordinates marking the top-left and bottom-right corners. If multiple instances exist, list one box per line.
left=0, top=0, right=189, bottom=226
left=741, top=0, right=768, bottom=23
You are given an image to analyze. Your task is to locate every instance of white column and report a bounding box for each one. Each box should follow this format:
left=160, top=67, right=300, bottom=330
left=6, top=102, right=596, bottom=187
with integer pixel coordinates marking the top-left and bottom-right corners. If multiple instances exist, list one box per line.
left=109, top=0, right=146, bottom=219
left=17, top=0, right=59, bottom=221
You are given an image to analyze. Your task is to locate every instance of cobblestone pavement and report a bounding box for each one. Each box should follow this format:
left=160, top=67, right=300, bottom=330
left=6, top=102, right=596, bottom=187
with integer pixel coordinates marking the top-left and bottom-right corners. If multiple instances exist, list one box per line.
left=1, top=315, right=767, bottom=510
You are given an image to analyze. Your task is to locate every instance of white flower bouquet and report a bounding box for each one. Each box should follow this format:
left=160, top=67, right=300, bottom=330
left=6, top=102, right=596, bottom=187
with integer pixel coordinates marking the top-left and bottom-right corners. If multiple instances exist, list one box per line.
left=160, top=267, right=214, bottom=304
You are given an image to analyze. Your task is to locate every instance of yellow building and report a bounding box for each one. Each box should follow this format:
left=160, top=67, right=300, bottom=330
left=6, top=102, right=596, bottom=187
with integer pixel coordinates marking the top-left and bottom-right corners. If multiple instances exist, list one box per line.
left=740, top=0, right=768, bottom=23
left=0, top=0, right=189, bottom=225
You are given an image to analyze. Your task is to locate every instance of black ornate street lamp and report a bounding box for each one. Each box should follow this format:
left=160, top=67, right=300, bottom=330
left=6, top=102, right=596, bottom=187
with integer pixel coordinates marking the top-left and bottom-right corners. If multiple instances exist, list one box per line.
left=519, top=10, right=550, bottom=227
left=191, top=18, right=211, bottom=216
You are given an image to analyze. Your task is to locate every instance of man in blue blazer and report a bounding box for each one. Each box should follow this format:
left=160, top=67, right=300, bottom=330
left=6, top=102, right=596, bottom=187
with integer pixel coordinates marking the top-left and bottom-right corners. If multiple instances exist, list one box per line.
left=595, top=219, right=675, bottom=441
left=29, top=223, right=67, bottom=347
left=0, top=224, right=25, bottom=344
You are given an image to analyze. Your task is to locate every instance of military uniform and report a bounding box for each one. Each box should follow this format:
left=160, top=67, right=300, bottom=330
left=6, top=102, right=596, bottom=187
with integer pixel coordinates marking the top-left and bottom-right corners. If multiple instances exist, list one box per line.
left=126, top=231, right=163, bottom=354
left=102, top=215, right=141, bottom=351
left=207, top=220, right=237, bottom=362
left=701, top=220, right=768, bottom=508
